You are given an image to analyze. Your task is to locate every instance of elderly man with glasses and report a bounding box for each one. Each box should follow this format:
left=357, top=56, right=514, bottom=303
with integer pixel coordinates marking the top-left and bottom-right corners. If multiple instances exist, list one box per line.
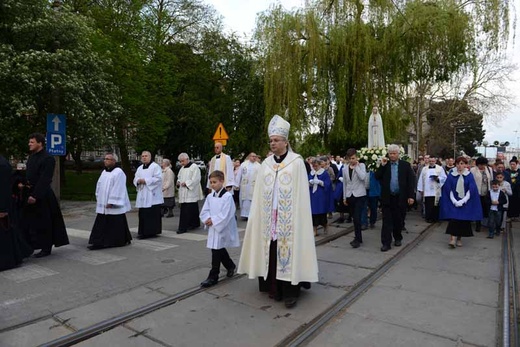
left=88, top=153, right=132, bottom=250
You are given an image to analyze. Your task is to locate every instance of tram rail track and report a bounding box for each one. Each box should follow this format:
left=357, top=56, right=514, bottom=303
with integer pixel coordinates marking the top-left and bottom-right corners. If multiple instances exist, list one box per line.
left=19, top=217, right=515, bottom=347
left=502, top=220, right=519, bottom=347
left=37, top=221, right=356, bottom=347
left=277, top=221, right=438, bottom=347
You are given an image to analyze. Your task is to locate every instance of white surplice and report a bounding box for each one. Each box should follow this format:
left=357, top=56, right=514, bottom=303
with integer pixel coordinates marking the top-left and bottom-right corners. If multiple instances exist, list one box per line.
left=200, top=190, right=239, bottom=250
left=95, top=167, right=131, bottom=215
left=133, top=162, right=164, bottom=208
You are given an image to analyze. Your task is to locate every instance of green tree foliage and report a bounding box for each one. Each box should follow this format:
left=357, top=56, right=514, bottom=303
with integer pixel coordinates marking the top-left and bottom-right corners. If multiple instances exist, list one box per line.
left=426, top=99, right=485, bottom=158
left=254, top=0, right=510, bottom=153
left=0, top=0, right=120, bottom=158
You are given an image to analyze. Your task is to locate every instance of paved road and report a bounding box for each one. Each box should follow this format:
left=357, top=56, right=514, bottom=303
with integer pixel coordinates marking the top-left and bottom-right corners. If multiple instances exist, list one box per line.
left=0, top=202, right=510, bottom=346
left=0, top=202, right=245, bottom=330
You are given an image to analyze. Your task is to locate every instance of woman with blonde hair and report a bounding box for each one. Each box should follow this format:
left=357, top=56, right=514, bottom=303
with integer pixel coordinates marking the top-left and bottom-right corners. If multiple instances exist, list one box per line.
left=161, top=159, right=175, bottom=218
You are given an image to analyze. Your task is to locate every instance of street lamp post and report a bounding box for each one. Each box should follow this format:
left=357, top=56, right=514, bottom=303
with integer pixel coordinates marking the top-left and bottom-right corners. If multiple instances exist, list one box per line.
left=482, top=140, right=488, bottom=158
left=452, top=125, right=466, bottom=159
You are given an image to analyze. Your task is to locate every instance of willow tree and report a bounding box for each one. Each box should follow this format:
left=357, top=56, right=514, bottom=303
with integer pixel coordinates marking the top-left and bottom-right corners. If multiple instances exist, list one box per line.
left=254, top=0, right=511, bottom=153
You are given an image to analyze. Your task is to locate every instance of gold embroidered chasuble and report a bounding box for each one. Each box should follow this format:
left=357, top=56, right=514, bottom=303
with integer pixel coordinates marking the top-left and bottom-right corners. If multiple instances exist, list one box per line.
left=238, top=151, right=319, bottom=284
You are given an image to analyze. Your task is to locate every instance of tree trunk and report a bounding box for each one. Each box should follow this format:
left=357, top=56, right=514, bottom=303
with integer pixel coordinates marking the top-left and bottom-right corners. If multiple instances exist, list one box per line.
left=115, top=124, right=132, bottom=185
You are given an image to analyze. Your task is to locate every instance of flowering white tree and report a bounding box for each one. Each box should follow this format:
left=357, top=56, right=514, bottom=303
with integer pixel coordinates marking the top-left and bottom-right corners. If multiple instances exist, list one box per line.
left=0, top=0, right=120, bottom=160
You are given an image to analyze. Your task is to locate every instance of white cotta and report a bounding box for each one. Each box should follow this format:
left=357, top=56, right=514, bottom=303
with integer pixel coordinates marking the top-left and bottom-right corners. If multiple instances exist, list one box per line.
left=95, top=167, right=132, bottom=215
left=199, top=190, right=240, bottom=249
left=133, top=162, right=164, bottom=208
left=177, top=163, right=204, bottom=203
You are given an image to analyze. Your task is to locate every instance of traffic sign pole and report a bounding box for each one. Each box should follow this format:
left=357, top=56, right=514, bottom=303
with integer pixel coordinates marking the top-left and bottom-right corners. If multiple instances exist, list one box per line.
left=47, top=114, right=66, bottom=200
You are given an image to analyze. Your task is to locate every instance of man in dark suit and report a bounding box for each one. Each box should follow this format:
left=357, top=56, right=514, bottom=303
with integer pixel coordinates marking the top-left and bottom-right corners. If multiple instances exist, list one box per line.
left=375, top=144, right=415, bottom=252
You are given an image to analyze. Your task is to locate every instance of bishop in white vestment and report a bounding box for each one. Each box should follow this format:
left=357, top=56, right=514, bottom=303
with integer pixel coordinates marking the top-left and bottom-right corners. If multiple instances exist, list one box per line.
left=238, top=115, right=318, bottom=308
left=133, top=151, right=163, bottom=239
left=88, top=153, right=132, bottom=249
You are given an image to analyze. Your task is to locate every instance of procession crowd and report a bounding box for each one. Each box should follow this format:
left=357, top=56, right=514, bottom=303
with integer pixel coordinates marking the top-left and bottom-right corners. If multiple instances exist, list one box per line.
left=1, top=118, right=520, bottom=309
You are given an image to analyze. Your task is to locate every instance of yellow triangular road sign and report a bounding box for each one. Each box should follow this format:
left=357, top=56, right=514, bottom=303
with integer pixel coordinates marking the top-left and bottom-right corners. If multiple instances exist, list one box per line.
left=212, top=123, right=229, bottom=142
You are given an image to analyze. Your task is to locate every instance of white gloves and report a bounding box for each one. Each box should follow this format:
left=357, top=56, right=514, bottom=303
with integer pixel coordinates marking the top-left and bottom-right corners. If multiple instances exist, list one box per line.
left=309, top=179, right=324, bottom=186
left=338, top=177, right=344, bottom=183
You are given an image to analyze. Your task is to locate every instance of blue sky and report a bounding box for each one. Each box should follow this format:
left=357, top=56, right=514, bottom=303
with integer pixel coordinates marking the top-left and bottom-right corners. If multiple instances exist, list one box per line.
left=205, top=0, right=520, bottom=149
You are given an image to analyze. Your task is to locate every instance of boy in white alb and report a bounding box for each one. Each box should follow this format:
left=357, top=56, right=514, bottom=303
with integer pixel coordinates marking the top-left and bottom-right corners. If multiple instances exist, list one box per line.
left=199, top=170, right=239, bottom=287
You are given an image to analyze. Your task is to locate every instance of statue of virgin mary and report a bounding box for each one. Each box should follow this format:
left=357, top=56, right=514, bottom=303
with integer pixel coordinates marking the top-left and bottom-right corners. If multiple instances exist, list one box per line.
left=368, top=105, right=385, bottom=149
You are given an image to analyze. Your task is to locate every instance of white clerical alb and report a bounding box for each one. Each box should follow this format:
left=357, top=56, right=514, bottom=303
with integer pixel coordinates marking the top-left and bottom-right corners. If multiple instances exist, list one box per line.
left=367, top=106, right=385, bottom=149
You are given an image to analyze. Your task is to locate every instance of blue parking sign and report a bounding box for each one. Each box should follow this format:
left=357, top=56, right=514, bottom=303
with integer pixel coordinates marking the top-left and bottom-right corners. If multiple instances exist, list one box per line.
left=46, top=114, right=66, bottom=156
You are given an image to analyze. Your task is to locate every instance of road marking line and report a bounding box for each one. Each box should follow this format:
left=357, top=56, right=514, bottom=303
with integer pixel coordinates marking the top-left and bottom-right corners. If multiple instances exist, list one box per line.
left=58, top=245, right=126, bottom=265
left=66, top=228, right=90, bottom=239
left=131, top=239, right=179, bottom=252
left=129, top=227, right=208, bottom=241
left=0, top=264, right=59, bottom=283
left=0, top=293, right=44, bottom=308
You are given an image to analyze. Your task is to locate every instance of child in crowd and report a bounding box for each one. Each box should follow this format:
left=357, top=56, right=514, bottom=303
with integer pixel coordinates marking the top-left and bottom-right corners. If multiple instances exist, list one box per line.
left=199, top=170, right=239, bottom=288
left=486, top=179, right=507, bottom=239
left=496, top=172, right=512, bottom=234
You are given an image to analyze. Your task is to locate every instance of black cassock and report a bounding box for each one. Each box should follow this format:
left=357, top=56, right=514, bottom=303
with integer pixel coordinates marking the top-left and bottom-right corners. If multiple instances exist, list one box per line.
left=0, top=156, right=33, bottom=271
left=21, top=150, right=69, bottom=250
left=89, top=214, right=132, bottom=247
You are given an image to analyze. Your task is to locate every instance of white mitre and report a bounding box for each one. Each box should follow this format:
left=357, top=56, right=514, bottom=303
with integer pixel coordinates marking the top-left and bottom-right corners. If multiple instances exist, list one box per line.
left=268, top=115, right=290, bottom=138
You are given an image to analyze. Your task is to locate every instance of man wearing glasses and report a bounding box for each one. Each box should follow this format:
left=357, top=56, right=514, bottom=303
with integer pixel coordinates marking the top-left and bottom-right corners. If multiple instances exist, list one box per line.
left=88, top=153, right=132, bottom=250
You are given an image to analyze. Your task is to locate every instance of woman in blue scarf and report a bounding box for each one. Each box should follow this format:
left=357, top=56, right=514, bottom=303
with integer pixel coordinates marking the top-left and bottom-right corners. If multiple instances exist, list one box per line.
left=439, top=157, right=483, bottom=248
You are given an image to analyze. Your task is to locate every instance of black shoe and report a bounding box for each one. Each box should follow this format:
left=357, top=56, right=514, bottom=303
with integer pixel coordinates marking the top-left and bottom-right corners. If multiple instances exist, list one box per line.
left=87, top=245, right=105, bottom=250
left=176, top=229, right=187, bottom=234
left=166, top=213, right=174, bottom=218
left=333, top=218, right=345, bottom=223
left=226, top=265, right=236, bottom=278
left=486, top=235, right=494, bottom=239
left=369, top=224, right=375, bottom=229
left=402, top=227, right=407, bottom=231
left=34, top=250, right=51, bottom=258
left=350, top=239, right=361, bottom=248
left=346, top=218, right=353, bottom=223
left=200, top=278, right=218, bottom=288
left=475, top=228, right=481, bottom=232
left=394, top=240, right=402, bottom=247
left=300, top=282, right=311, bottom=290
left=381, top=245, right=391, bottom=252
left=285, top=297, right=297, bottom=308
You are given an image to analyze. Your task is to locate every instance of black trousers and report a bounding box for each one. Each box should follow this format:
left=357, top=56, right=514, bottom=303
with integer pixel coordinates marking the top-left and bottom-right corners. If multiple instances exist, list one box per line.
left=381, top=195, right=404, bottom=247
left=347, top=195, right=367, bottom=242
left=424, top=197, right=439, bottom=222
left=208, top=248, right=235, bottom=281
left=258, top=240, right=300, bottom=299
